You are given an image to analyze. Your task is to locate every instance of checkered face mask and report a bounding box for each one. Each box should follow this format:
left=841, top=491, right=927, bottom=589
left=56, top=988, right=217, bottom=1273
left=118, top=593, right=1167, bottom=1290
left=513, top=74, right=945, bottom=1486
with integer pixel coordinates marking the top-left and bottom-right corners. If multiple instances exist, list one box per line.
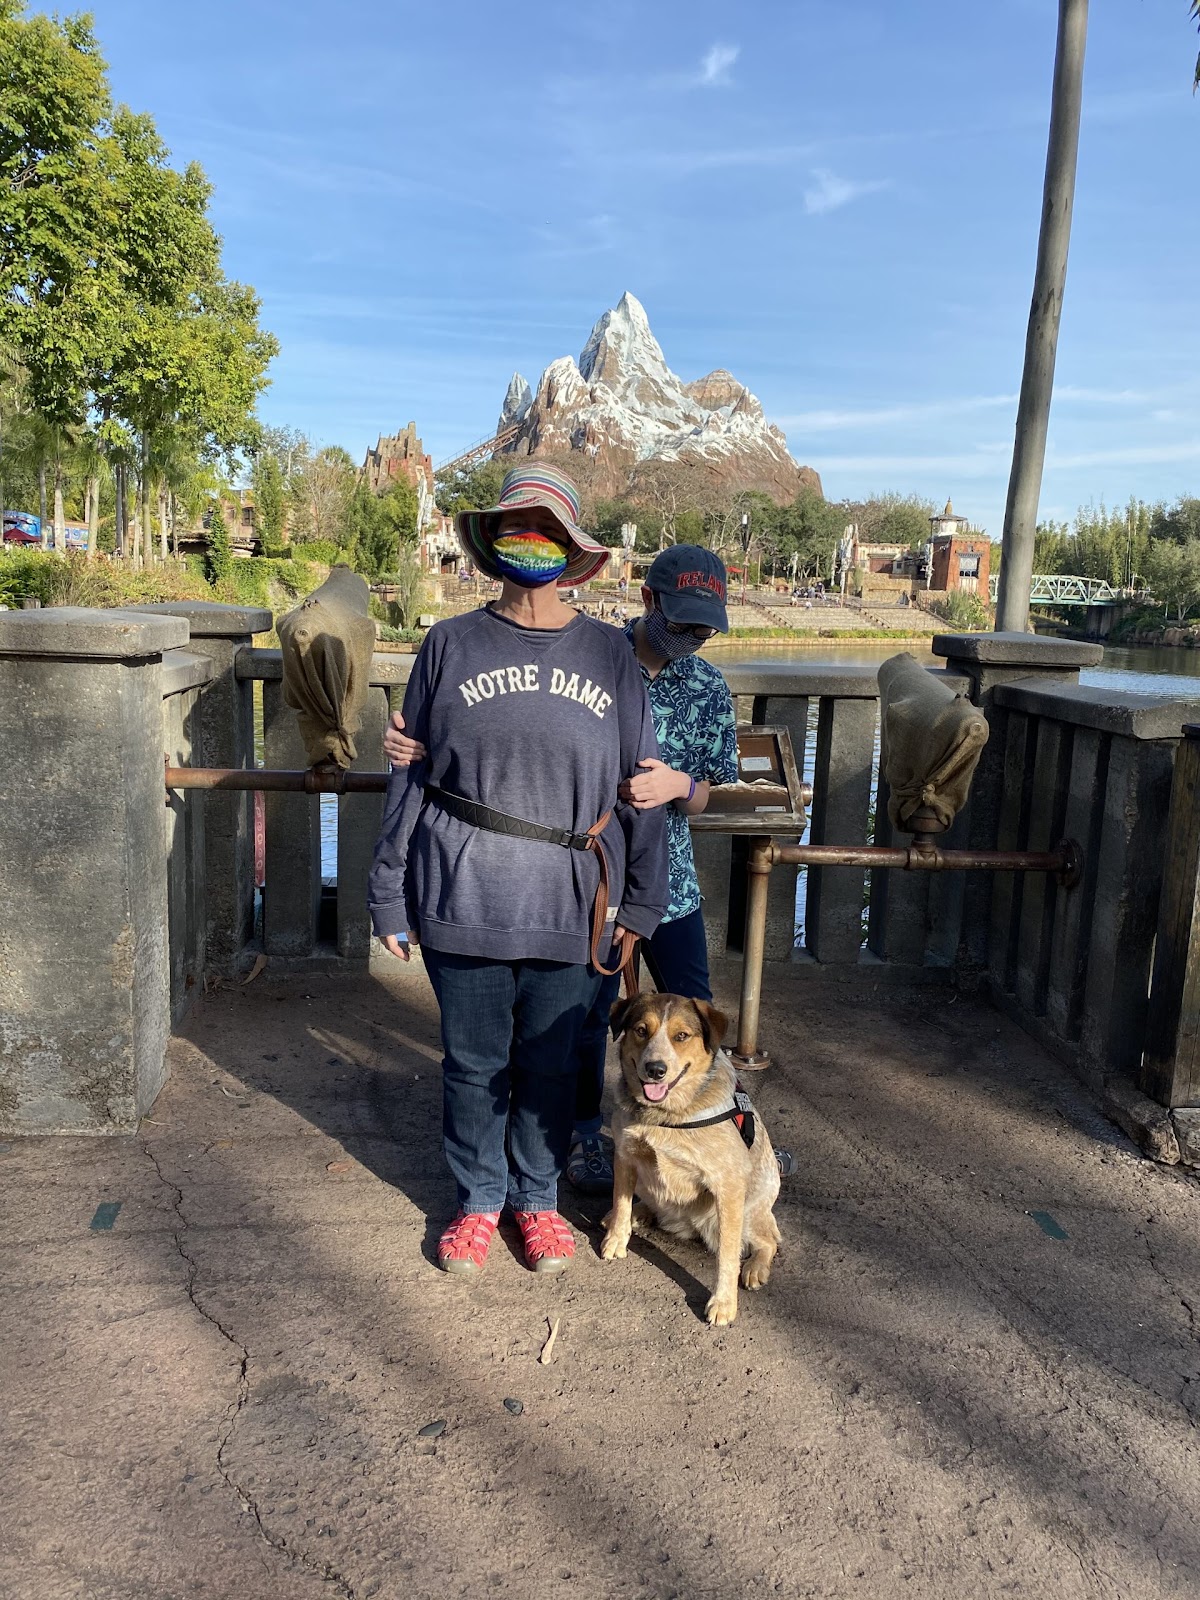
left=643, top=607, right=706, bottom=661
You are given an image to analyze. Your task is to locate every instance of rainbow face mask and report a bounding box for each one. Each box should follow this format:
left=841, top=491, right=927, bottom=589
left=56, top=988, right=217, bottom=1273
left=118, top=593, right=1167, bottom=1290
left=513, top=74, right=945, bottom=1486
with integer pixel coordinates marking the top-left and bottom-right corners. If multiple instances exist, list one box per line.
left=492, top=527, right=570, bottom=587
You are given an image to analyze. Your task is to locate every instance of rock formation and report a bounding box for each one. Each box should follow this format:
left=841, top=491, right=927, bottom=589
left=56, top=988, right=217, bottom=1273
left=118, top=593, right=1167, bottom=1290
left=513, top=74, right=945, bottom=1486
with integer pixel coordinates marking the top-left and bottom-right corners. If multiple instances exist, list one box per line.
left=498, top=293, right=821, bottom=504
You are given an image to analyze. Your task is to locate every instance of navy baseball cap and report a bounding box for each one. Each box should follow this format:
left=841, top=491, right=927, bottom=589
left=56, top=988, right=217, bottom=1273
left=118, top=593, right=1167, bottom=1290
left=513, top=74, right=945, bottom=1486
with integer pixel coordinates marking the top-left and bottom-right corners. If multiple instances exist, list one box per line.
left=645, top=545, right=730, bottom=632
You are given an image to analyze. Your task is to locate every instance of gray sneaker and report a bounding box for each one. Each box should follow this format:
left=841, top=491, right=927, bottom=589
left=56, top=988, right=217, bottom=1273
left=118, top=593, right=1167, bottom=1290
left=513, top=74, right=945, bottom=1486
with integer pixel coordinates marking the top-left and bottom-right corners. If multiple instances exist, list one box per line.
left=566, top=1133, right=614, bottom=1196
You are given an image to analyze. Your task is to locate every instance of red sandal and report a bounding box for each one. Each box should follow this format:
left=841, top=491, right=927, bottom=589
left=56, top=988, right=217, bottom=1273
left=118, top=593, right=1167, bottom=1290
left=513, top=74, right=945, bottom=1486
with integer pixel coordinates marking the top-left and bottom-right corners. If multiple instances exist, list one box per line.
left=513, top=1210, right=575, bottom=1274
left=437, top=1211, right=499, bottom=1275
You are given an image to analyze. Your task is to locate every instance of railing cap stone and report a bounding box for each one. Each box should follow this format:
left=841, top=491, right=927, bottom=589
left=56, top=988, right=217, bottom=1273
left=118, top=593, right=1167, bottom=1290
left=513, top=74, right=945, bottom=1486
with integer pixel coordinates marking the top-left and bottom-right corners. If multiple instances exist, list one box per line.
left=931, top=630, right=1104, bottom=667
left=131, top=600, right=273, bottom=638
left=0, top=606, right=188, bottom=659
left=994, top=680, right=1200, bottom=740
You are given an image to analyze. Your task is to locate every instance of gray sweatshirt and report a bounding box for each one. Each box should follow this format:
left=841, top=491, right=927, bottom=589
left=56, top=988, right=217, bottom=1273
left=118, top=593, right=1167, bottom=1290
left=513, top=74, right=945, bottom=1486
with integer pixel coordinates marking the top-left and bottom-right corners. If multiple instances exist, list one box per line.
left=368, top=607, right=668, bottom=964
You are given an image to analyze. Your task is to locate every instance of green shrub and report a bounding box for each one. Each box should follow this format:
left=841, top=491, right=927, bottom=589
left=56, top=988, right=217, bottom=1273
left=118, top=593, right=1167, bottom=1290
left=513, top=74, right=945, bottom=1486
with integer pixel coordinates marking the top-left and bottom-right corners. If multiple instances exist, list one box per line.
left=0, top=549, right=210, bottom=608
left=375, top=623, right=424, bottom=643
left=291, top=538, right=341, bottom=566
left=928, top=590, right=990, bottom=631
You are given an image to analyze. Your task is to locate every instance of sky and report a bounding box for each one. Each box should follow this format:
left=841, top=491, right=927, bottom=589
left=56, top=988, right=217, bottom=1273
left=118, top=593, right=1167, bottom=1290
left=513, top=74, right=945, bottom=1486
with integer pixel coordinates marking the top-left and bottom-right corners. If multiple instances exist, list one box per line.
left=89, top=0, right=1199, bottom=536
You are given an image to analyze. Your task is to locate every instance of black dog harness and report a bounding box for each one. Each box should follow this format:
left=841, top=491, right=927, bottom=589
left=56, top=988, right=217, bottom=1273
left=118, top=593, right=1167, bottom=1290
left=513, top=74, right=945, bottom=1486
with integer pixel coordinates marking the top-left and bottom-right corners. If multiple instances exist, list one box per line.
left=660, top=1088, right=756, bottom=1150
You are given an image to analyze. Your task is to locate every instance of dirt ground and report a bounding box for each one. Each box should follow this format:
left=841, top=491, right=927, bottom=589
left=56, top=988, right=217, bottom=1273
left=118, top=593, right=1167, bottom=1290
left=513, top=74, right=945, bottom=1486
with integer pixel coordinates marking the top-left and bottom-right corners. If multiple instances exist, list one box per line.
left=2, top=958, right=1199, bottom=1600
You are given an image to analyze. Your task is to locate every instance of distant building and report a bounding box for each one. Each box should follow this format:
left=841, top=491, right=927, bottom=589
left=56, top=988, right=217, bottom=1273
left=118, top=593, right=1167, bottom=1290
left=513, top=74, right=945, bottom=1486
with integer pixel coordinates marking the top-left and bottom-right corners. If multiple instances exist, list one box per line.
left=927, top=499, right=989, bottom=595
left=361, top=422, right=457, bottom=572
left=175, top=490, right=259, bottom=558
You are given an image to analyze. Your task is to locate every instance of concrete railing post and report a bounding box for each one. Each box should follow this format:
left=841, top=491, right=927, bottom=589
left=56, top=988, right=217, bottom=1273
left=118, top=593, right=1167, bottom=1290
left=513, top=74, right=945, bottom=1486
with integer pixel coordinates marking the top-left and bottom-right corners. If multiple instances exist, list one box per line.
left=0, top=608, right=188, bottom=1133
left=931, top=632, right=1103, bottom=972
left=134, top=602, right=271, bottom=973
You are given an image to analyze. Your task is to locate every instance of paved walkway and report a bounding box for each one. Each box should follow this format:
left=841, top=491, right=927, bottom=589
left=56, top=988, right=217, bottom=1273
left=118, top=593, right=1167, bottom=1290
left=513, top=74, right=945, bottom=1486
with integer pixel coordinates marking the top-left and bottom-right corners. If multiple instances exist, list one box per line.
left=3, top=961, right=1198, bottom=1599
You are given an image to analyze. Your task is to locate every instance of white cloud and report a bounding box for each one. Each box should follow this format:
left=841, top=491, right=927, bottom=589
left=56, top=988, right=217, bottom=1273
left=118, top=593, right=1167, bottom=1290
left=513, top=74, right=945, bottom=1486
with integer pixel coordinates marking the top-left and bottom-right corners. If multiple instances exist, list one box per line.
left=777, top=395, right=1018, bottom=431
left=698, top=43, right=739, bottom=86
left=803, top=167, right=888, bottom=215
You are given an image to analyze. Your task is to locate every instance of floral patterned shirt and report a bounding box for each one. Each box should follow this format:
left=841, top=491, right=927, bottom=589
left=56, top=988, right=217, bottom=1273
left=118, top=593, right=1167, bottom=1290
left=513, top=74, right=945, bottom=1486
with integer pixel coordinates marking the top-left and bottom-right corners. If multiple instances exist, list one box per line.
left=625, top=625, right=739, bottom=923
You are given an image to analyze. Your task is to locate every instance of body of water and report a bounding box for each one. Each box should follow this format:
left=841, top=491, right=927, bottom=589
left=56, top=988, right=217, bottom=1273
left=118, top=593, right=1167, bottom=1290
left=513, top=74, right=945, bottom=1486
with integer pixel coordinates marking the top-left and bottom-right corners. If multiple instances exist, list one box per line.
left=715, top=639, right=1200, bottom=700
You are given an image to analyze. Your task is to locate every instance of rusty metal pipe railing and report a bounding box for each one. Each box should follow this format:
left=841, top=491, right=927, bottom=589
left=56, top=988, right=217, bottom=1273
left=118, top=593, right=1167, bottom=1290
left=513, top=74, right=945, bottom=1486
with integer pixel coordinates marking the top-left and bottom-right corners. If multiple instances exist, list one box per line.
left=165, top=765, right=389, bottom=796
left=165, top=764, right=1083, bottom=1070
left=730, top=835, right=1083, bottom=1067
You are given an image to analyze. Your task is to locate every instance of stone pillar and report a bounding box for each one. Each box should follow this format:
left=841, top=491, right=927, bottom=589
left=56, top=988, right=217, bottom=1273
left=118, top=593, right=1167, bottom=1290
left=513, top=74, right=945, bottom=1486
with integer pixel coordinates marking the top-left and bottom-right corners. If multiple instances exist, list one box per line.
left=0, top=608, right=188, bottom=1133
left=134, top=602, right=271, bottom=973
left=931, top=632, right=1103, bottom=971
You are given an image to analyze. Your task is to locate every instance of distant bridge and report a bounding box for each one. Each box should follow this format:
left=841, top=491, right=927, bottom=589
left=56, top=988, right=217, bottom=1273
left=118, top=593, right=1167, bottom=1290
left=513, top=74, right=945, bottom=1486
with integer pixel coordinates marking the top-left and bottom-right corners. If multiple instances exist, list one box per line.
left=435, top=424, right=519, bottom=476
left=988, top=574, right=1125, bottom=608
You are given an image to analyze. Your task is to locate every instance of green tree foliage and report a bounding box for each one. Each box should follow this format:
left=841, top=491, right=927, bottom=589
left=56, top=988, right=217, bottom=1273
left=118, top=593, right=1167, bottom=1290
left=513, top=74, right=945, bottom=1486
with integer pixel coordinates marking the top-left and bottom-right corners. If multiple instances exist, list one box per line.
left=434, top=456, right=509, bottom=518
left=849, top=493, right=936, bottom=550
left=204, top=500, right=232, bottom=584
left=764, top=488, right=846, bottom=578
left=342, top=479, right=418, bottom=581
left=1142, top=539, right=1200, bottom=623
left=0, top=3, right=276, bottom=565
left=387, top=542, right=428, bottom=630
left=1150, top=496, right=1200, bottom=546
left=252, top=450, right=285, bottom=547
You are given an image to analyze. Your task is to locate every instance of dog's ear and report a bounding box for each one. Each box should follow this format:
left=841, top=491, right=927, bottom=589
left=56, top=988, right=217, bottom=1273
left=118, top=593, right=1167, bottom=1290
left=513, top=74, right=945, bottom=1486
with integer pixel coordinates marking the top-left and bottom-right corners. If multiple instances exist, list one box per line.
left=691, top=999, right=729, bottom=1052
left=609, top=995, right=638, bottom=1041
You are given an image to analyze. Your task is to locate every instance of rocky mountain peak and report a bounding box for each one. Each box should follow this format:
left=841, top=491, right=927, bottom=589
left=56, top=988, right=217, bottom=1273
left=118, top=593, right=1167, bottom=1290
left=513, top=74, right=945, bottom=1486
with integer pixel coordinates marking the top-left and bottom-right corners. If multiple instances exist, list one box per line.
left=497, top=372, right=533, bottom=434
left=498, top=294, right=821, bottom=505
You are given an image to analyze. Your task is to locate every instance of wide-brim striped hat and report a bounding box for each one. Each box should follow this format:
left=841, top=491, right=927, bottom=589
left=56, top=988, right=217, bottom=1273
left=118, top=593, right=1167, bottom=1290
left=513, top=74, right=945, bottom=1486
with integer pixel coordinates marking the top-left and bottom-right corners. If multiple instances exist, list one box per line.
left=455, top=463, right=611, bottom=586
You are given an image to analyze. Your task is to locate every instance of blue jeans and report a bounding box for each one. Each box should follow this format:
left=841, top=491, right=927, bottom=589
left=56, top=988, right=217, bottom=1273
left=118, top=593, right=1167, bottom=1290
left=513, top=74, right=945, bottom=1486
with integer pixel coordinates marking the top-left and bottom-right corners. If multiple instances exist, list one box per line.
left=575, top=906, right=712, bottom=1133
left=422, top=949, right=602, bottom=1214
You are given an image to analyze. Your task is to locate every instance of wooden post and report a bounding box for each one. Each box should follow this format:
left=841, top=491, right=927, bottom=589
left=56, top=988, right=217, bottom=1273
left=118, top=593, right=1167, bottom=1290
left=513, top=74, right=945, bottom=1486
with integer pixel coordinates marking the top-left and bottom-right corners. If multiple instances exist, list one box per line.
left=1142, top=725, right=1200, bottom=1108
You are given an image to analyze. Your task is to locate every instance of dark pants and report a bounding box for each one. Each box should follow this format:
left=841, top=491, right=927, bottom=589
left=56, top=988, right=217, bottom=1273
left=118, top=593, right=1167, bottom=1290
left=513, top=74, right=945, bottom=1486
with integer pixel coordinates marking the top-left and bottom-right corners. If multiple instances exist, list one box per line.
left=575, top=906, right=712, bottom=1133
left=422, top=949, right=602, bottom=1214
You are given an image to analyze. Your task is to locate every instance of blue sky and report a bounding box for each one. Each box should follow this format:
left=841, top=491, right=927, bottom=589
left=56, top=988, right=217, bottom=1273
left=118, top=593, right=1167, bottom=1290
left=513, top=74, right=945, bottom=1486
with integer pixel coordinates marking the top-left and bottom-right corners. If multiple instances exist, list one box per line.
left=92, top=0, right=1198, bottom=534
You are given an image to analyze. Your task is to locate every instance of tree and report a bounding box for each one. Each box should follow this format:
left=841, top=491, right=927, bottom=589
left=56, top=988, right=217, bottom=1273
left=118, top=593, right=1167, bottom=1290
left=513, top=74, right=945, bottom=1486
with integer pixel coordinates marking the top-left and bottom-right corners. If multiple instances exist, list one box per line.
left=1192, top=0, right=1199, bottom=90
left=846, top=493, right=934, bottom=549
left=1142, top=539, right=1200, bottom=623
left=252, top=451, right=285, bottom=547
left=774, top=488, right=845, bottom=579
left=1150, top=496, right=1200, bottom=546
left=388, top=542, right=428, bottom=630
left=302, top=446, right=355, bottom=544
left=1, top=8, right=276, bottom=569
left=0, top=3, right=110, bottom=430
left=629, top=459, right=711, bottom=549
left=435, top=455, right=509, bottom=518
left=342, top=479, right=418, bottom=582
left=204, top=498, right=232, bottom=584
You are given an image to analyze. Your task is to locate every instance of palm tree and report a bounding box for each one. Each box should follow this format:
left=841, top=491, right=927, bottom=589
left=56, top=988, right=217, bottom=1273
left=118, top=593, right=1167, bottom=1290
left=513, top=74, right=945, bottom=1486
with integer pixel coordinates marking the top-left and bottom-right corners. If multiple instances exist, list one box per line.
left=995, top=0, right=1089, bottom=633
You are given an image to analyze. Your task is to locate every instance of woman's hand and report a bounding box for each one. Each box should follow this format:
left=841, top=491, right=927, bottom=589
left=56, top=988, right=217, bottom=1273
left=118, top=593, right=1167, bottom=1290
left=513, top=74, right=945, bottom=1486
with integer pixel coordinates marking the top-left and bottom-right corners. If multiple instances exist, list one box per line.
left=619, top=758, right=691, bottom=810
left=384, top=711, right=427, bottom=768
left=380, top=932, right=419, bottom=963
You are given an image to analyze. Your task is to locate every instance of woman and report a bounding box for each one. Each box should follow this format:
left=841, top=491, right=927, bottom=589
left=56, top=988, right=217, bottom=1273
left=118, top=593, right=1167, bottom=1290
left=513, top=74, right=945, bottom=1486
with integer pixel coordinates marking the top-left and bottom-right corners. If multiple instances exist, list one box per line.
left=387, top=544, right=740, bottom=1195
left=369, top=464, right=667, bottom=1276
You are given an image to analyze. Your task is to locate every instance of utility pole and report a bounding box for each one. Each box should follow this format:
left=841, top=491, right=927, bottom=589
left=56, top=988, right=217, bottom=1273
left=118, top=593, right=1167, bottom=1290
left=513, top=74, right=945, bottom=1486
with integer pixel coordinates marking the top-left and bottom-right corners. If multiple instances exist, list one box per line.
left=995, top=0, right=1088, bottom=634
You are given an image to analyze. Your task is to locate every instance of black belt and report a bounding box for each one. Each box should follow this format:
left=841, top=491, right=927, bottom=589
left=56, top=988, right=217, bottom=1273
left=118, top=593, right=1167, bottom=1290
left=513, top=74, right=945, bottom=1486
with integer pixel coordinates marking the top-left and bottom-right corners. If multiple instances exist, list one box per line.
left=424, top=786, right=637, bottom=982
left=426, top=787, right=598, bottom=852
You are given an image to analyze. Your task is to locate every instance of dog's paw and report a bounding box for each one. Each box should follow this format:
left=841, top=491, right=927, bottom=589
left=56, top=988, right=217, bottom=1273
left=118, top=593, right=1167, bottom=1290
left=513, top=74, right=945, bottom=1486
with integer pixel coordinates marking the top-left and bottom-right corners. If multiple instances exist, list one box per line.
left=741, top=1258, right=772, bottom=1290
left=630, top=1202, right=655, bottom=1234
left=705, top=1290, right=738, bottom=1327
left=599, top=1229, right=629, bottom=1261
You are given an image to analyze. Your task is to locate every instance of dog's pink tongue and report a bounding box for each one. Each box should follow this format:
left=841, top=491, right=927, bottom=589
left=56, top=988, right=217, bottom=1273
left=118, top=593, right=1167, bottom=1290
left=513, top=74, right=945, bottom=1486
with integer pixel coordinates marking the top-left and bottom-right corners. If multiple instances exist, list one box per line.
left=643, top=1080, right=670, bottom=1103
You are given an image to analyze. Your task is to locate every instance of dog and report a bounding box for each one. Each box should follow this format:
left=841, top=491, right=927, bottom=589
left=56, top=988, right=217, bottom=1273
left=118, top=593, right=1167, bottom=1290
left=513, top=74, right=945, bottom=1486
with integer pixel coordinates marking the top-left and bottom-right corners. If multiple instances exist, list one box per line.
left=600, top=993, right=782, bottom=1327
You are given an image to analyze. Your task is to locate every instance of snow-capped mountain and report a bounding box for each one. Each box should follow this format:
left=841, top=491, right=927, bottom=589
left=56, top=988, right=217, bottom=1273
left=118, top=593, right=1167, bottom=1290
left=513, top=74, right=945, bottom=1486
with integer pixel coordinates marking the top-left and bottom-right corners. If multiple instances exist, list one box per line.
left=496, top=292, right=821, bottom=503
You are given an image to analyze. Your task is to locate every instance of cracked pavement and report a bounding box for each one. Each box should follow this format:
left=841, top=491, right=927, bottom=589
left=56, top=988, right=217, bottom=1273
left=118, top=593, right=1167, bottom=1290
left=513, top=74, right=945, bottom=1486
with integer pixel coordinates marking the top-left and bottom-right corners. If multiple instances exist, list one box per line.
left=2, top=960, right=1198, bottom=1599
